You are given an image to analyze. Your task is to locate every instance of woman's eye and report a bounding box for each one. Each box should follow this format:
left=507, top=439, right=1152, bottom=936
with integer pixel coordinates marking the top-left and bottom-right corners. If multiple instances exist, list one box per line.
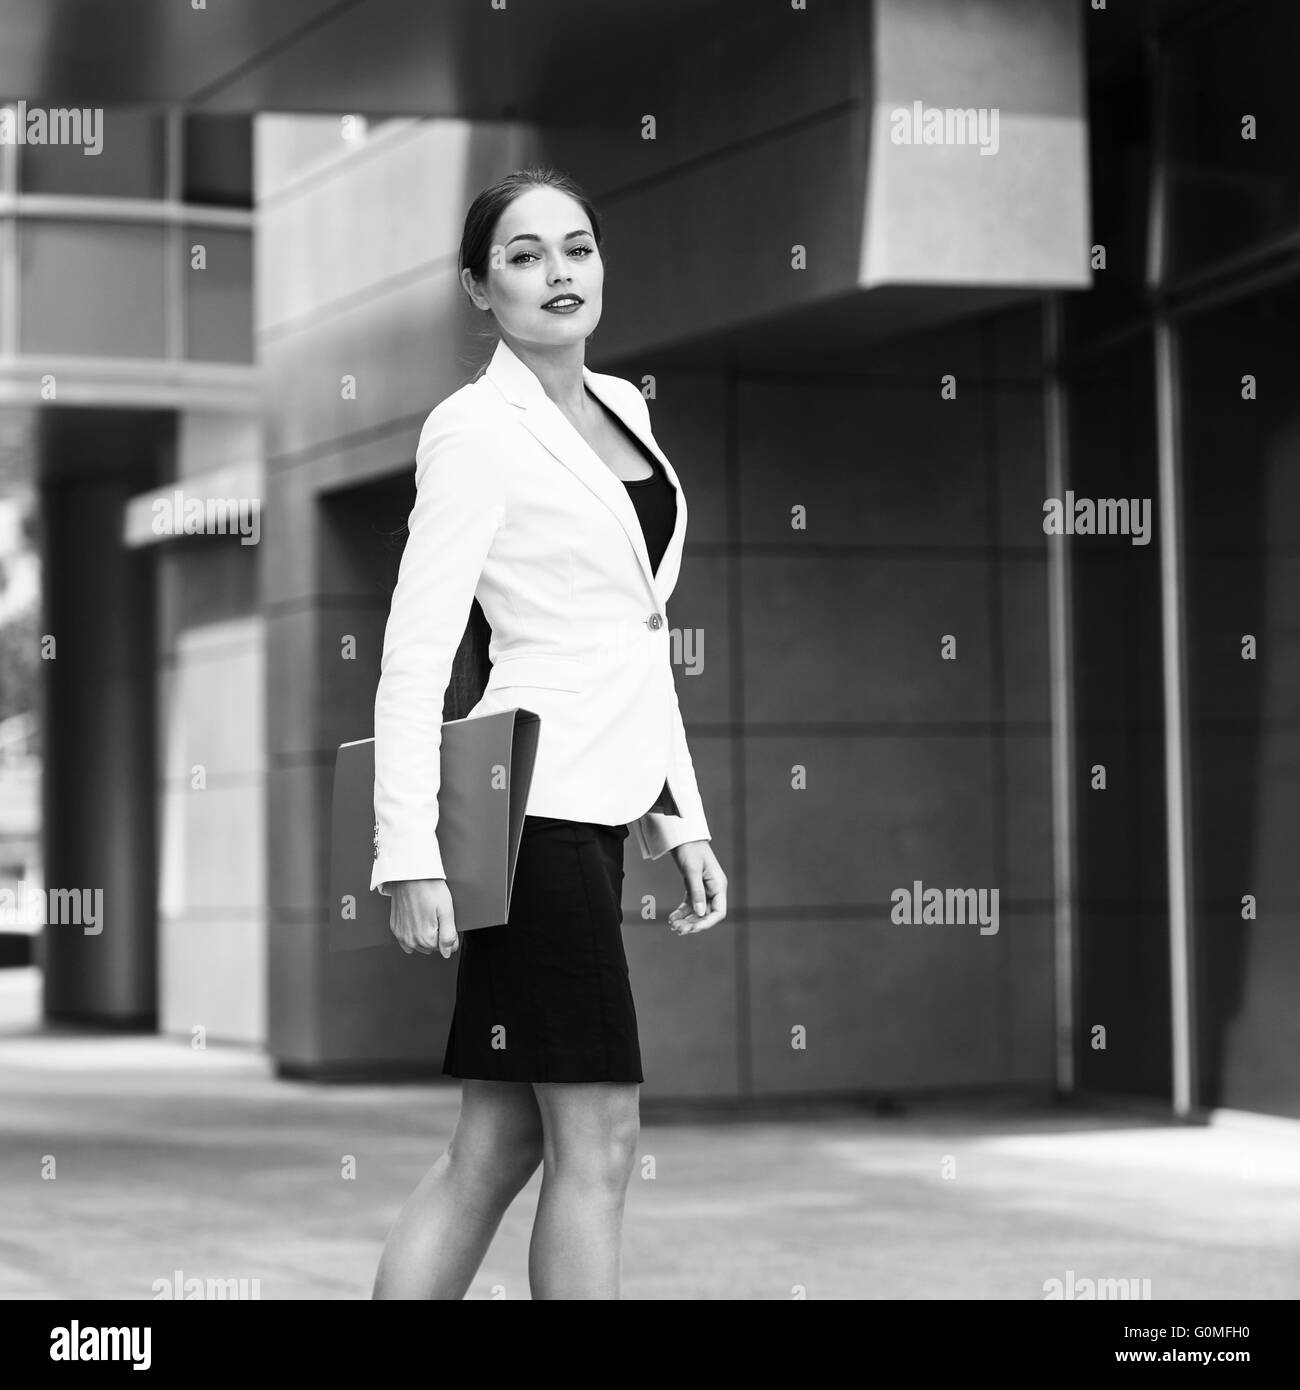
left=510, top=245, right=593, bottom=264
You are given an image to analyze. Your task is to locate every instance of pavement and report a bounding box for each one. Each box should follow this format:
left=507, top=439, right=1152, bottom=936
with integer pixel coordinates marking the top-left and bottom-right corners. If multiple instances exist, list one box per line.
left=1, top=968, right=1298, bottom=1300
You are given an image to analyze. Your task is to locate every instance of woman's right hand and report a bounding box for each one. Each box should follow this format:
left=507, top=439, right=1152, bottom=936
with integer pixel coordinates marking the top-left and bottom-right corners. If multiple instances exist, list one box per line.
left=388, top=879, right=459, bottom=958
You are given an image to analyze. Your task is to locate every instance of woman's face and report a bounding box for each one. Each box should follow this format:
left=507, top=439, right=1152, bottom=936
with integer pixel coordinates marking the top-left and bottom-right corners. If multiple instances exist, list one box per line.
left=463, top=185, right=603, bottom=349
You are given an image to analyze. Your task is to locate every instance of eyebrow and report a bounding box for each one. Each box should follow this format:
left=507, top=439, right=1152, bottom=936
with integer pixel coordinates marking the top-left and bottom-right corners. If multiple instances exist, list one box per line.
left=504, top=229, right=592, bottom=247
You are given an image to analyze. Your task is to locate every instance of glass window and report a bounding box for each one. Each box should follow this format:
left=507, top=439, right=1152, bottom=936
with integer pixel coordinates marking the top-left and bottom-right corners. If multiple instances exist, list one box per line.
left=19, top=219, right=165, bottom=358
left=183, top=225, right=253, bottom=363
left=182, top=115, right=253, bottom=209
left=1178, top=281, right=1300, bottom=1117
left=1065, top=331, right=1172, bottom=1099
left=1064, top=41, right=1153, bottom=349
left=1163, top=0, right=1300, bottom=282
left=16, top=108, right=164, bottom=200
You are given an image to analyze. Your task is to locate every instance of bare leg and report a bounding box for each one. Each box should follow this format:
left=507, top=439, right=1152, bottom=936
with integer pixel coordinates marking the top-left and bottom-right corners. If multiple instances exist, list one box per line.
left=528, top=1081, right=640, bottom=1299
left=372, top=1079, right=544, bottom=1299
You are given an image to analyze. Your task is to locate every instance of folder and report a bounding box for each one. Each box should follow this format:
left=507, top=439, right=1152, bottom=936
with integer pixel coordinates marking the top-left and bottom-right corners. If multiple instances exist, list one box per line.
left=328, top=707, right=540, bottom=951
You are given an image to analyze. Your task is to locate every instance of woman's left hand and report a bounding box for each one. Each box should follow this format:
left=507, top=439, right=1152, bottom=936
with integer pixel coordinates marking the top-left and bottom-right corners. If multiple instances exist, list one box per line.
left=667, top=840, right=728, bottom=935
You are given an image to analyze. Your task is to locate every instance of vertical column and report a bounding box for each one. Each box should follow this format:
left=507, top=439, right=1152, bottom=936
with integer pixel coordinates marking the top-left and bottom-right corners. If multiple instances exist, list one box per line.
left=40, top=455, right=160, bottom=1022
left=1044, top=295, right=1077, bottom=1095
left=1154, top=318, right=1196, bottom=1116
left=1149, top=33, right=1196, bottom=1118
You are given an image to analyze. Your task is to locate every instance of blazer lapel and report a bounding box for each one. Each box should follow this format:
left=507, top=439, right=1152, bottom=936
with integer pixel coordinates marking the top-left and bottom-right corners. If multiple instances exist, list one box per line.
left=483, top=337, right=684, bottom=605
left=587, top=370, right=688, bottom=601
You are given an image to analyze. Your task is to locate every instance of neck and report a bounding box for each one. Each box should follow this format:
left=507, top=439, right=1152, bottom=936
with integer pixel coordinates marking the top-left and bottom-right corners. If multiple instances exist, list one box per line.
left=501, top=334, right=589, bottom=415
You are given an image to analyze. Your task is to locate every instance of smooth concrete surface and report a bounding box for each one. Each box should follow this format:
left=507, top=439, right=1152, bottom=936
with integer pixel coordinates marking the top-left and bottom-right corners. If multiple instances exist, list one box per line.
left=865, top=0, right=1090, bottom=289
left=1, top=969, right=1296, bottom=1301
left=155, top=527, right=266, bottom=1046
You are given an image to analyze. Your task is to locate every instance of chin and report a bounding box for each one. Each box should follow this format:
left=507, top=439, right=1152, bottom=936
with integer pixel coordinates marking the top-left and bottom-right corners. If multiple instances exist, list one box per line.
left=532, top=314, right=596, bottom=343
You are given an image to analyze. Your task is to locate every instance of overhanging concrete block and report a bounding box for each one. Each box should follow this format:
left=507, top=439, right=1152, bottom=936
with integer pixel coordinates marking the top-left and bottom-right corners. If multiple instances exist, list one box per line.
left=863, top=0, right=1091, bottom=289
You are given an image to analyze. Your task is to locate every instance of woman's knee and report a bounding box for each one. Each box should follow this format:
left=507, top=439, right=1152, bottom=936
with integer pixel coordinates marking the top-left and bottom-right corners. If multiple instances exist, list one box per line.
left=602, top=1111, right=641, bottom=1187
left=538, top=1086, right=640, bottom=1189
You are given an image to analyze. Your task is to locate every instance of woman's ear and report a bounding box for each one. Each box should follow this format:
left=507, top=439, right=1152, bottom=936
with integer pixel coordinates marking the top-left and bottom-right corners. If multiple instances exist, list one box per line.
left=460, top=266, right=489, bottom=313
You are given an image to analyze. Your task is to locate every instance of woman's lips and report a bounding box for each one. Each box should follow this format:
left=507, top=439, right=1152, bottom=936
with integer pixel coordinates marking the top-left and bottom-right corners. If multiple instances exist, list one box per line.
left=541, top=296, right=583, bottom=313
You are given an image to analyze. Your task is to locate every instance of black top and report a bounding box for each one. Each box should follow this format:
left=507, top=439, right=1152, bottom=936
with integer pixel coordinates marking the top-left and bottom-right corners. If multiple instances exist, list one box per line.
left=593, top=395, right=677, bottom=577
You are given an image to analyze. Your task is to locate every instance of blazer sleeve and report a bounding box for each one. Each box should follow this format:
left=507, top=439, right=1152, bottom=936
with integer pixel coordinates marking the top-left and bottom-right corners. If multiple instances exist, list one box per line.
left=370, top=411, right=507, bottom=893
left=632, top=671, right=712, bottom=860
left=622, top=382, right=713, bottom=861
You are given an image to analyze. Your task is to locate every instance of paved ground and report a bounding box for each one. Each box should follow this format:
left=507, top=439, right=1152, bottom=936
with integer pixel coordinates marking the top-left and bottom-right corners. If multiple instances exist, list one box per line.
left=1, top=970, right=1297, bottom=1300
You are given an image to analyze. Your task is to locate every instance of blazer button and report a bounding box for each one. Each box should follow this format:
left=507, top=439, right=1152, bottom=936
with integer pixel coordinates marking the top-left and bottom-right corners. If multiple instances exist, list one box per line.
left=646, top=613, right=663, bottom=631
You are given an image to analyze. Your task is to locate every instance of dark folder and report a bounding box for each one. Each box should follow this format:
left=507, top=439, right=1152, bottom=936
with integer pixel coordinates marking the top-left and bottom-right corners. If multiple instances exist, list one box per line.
left=329, top=707, right=540, bottom=951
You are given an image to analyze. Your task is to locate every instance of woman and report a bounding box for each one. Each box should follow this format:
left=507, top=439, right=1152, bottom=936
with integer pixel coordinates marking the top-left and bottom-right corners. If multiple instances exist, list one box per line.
left=369, top=167, right=728, bottom=1299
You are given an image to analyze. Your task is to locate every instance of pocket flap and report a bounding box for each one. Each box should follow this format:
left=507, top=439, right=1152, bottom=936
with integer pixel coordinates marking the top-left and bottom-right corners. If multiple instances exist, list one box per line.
left=488, top=653, right=584, bottom=692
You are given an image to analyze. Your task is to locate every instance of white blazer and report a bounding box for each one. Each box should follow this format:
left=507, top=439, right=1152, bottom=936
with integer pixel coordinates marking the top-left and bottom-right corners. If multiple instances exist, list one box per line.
left=370, top=336, right=712, bottom=894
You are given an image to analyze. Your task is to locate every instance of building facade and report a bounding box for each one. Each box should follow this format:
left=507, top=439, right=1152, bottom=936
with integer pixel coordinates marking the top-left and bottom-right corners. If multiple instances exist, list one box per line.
left=3, top=0, right=1296, bottom=1116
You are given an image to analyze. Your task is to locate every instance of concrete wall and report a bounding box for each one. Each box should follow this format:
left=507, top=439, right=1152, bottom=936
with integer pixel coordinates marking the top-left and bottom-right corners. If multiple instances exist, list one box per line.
left=864, top=0, right=1090, bottom=286
left=540, top=0, right=1088, bottom=357
left=612, top=318, right=1054, bottom=1098
left=155, top=411, right=266, bottom=1045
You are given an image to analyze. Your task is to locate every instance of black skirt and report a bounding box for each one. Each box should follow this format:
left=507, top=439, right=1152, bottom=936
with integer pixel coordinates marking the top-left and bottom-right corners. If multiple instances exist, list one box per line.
left=441, top=815, right=644, bottom=1083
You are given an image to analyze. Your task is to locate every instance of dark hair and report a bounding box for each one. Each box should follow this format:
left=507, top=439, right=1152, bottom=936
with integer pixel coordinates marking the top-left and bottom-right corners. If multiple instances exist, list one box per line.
left=458, top=165, right=604, bottom=295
